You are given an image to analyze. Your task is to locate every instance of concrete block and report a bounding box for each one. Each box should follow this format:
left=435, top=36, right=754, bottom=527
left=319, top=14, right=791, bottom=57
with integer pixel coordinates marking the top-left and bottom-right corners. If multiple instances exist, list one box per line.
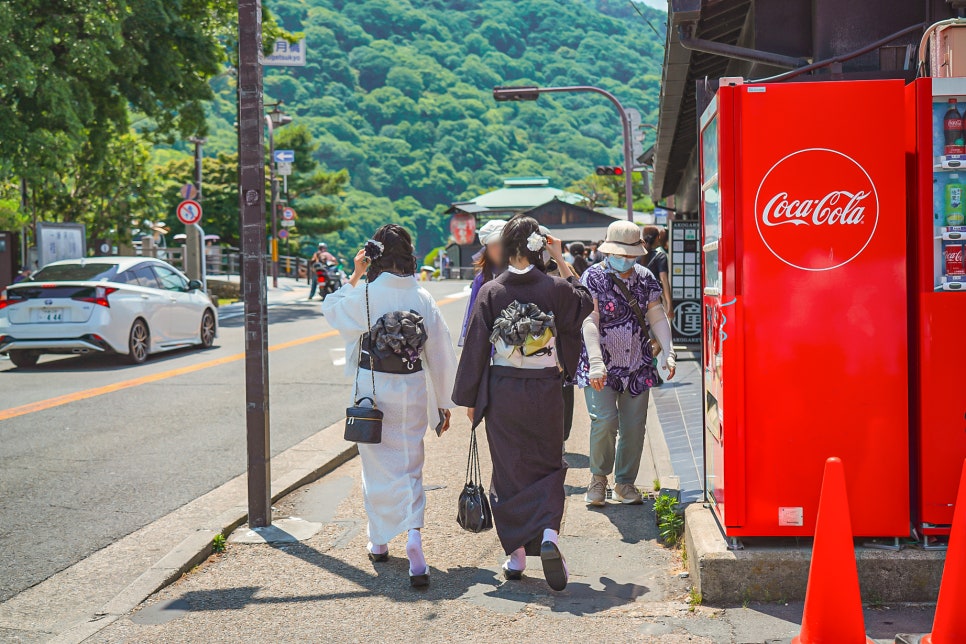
left=685, top=504, right=946, bottom=605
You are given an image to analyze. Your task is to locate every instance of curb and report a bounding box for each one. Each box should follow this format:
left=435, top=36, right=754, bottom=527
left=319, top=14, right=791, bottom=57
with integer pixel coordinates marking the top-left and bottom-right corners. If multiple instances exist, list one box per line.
left=49, top=421, right=357, bottom=644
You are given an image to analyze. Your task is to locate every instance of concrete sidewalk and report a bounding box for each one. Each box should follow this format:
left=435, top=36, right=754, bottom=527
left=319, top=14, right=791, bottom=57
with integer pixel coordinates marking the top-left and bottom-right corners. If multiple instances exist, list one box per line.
left=81, top=390, right=936, bottom=643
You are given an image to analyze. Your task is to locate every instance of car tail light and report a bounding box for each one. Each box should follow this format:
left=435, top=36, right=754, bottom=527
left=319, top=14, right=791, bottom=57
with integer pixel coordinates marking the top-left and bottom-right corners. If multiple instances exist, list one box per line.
left=73, top=286, right=118, bottom=308
left=0, top=290, right=21, bottom=310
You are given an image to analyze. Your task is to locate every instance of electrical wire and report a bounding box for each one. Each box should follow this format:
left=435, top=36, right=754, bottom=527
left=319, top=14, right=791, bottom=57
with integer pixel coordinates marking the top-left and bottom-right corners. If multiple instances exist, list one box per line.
left=629, top=0, right=664, bottom=40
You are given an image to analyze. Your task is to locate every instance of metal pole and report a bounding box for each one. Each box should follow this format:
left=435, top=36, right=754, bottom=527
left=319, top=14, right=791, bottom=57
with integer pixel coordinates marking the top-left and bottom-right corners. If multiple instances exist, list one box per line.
left=265, top=115, right=279, bottom=289
left=528, top=86, right=635, bottom=221
left=237, top=0, right=271, bottom=529
left=19, top=177, right=27, bottom=268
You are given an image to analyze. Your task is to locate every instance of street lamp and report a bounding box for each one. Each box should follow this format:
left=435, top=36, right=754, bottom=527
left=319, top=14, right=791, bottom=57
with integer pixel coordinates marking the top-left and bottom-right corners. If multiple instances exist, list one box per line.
left=265, top=104, right=292, bottom=288
left=494, top=85, right=636, bottom=222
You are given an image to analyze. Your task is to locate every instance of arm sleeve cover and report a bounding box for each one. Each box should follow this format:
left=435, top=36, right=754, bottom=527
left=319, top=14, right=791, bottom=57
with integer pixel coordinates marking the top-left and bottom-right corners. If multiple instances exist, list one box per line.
left=646, top=304, right=676, bottom=370
left=581, top=313, right=606, bottom=379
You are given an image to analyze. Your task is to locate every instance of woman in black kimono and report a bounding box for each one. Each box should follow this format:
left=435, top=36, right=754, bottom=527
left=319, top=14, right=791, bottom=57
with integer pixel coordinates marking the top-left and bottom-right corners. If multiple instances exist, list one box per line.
left=453, top=216, right=593, bottom=591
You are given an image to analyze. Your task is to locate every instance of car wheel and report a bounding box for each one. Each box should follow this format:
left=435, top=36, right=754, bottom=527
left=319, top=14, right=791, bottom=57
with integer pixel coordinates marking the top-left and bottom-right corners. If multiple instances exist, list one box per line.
left=9, top=350, right=41, bottom=369
left=199, top=309, right=216, bottom=348
left=126, top=318, right=150, bottom=364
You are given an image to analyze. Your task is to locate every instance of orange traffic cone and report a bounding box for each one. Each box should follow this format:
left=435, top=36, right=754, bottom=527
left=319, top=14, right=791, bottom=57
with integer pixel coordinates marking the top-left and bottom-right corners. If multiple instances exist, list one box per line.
left=921, top=459, right=966, bottom=644
left=792, top=457, right=874, bottom=644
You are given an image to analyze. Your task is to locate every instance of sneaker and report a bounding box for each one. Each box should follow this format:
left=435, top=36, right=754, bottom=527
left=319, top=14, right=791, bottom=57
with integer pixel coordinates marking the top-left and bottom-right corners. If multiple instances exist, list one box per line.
left=613, top=483, right=644, bottom=505
left=585, top=474, right=608, bottom=506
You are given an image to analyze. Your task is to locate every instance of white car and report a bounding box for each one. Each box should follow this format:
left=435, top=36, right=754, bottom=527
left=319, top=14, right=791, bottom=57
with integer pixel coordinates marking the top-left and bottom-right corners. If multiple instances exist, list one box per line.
left=0, top=257, right=217, bottom=368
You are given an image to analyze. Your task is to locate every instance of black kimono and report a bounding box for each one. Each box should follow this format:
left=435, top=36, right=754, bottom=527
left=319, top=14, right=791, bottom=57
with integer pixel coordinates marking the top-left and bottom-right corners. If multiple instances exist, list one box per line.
left=453, top=267, right=593, bottom=555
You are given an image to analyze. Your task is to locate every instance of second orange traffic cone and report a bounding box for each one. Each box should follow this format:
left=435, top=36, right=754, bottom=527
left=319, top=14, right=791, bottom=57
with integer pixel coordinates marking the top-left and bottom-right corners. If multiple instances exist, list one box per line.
left=792, top=457, right=874, bottom=644
left=921, top=459, right=966, bottom=644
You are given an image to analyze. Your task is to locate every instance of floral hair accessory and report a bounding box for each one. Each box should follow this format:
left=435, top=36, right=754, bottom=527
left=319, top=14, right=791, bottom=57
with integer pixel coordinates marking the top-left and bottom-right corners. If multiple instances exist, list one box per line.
left=526, top=231, right=546, bottom=252
left=364, top=239, right=384, bottom=260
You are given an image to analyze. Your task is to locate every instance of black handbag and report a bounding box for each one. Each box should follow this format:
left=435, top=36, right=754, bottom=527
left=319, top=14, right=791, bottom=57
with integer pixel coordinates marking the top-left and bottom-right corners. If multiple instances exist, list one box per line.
left=457, top=428, right=493, bottom=533
left=345, top=281, right=383, bottom=444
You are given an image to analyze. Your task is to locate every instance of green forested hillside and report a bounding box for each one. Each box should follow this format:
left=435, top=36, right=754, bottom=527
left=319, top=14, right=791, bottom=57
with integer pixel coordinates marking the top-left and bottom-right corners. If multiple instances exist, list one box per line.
left=202, top=0, right=666, bottom=254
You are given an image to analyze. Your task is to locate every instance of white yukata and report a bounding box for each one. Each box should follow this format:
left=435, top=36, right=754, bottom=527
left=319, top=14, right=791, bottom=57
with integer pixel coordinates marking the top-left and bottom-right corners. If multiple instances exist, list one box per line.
left=322, top=272, right=458, bottom=545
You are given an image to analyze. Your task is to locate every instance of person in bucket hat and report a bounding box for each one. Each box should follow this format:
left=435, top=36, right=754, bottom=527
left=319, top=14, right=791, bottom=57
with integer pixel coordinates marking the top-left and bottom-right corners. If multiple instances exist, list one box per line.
left=576, top=220, right=676, bottom=506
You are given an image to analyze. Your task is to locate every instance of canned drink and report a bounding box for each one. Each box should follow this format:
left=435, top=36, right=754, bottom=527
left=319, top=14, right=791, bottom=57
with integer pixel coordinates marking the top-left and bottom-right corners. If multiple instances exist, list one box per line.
left=944, top=241, right=966, bottom=276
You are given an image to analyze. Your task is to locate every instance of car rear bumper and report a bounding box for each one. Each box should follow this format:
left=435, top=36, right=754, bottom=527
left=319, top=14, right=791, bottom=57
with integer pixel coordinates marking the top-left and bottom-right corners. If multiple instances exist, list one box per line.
left=0, top=335, right=113, bottom=355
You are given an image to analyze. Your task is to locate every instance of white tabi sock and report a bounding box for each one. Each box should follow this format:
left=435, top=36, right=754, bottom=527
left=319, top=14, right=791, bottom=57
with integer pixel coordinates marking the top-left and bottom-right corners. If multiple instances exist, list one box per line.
left=543, top=528, right=559, bottom=545
left=406, top=529, right=427, bottom=576
left=508, top=547, right=527, bottom=571
left=367, top=542, right=388, bottom=555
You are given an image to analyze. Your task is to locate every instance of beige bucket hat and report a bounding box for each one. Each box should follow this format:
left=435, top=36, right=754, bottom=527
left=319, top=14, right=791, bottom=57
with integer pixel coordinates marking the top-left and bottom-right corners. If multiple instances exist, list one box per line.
left=598, top=220, right=646, bottom=256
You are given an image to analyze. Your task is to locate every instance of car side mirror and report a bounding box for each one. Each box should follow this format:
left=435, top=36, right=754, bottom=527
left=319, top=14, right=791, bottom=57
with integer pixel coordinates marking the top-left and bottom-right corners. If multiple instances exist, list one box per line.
left=187, top=279, right=203, bottom=291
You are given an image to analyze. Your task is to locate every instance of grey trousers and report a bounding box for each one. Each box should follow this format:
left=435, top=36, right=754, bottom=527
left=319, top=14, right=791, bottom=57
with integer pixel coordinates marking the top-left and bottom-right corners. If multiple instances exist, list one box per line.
left=584, top=386, right=650, bottom=484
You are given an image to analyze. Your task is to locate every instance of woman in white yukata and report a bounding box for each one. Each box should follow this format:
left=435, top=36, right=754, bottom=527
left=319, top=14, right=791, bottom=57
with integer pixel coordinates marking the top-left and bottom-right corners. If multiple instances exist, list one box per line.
left=322, top=224, right=458, bottom=588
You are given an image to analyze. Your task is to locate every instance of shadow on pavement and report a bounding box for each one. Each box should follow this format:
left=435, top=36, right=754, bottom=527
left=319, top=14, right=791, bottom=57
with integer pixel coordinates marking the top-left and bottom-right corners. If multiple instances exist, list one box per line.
left=0, top=344, right=217, bottom=374
left=585, top=499, right=661, bottom=545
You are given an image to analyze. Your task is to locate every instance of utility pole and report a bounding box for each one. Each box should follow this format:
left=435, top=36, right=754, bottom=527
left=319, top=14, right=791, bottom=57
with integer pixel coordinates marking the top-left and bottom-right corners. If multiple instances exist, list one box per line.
left=264, top=114, right=279, bottom=289
left=237, top=0, right=272, bottom=529
left=187, top=136, right=207, bottom=285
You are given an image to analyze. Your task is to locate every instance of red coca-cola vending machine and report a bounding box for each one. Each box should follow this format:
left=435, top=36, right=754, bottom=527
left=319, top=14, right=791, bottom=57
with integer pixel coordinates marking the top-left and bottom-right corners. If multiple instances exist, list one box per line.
left=906, top=77, right=966, bottom=540
left=700, top=79, right=910, bottom=538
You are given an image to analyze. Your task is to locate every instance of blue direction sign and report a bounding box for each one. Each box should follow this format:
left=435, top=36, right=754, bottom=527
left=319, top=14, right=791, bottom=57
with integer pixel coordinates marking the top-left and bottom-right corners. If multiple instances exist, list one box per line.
left=273, top=149, right=295, bottom=163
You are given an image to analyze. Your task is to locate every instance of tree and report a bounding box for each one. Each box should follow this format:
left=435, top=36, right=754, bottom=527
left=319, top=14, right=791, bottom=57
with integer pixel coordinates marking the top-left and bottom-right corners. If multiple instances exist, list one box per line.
left=0, top=0, right=293, bottom=239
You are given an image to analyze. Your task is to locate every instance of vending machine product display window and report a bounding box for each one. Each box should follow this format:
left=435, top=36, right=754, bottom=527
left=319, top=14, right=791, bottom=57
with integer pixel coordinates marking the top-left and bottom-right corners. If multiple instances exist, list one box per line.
left=907, top=77, right=966, bottom=537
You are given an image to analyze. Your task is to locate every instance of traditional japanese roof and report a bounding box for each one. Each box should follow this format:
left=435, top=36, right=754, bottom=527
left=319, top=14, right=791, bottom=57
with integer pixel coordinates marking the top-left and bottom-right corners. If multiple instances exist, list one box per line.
left=467, top=177, right=585, bottom=210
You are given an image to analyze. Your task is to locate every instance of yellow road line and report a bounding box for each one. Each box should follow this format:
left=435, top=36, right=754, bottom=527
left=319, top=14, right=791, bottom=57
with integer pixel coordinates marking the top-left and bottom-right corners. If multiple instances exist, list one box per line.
left=0, top=292, right=463, bottom=423
left=0, top=331, right=338, bottom=423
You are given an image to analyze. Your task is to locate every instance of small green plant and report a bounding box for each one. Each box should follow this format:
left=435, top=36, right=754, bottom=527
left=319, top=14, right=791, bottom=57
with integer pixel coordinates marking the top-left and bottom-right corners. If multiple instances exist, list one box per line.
left=655, top=493, right=685, bottom=546
left=688, top=587, right=703, bottom=612
left=652, top=478, right=661, bottom=493
left=212, top=533, right=227, bottom=553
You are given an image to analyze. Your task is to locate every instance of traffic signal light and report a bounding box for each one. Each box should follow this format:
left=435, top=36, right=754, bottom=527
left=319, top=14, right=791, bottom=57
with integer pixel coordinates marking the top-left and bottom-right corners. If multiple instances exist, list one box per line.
left=596, top=166, right=624, bottom=176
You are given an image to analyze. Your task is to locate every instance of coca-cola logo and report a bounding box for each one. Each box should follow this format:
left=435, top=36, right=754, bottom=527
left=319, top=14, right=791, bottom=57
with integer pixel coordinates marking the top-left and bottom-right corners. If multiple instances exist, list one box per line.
left=754, top=148, right=879, bottom=271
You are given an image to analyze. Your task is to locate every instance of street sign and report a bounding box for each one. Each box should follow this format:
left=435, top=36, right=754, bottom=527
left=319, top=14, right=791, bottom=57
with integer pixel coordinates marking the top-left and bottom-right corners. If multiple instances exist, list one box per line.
left=281, top=207, right=296, bottom=221
left=280, top=220, right=295, bottom=227
left=277, top=228, right=289, bottom=239
left=176, top=200, right=203, bottom=225
left=262, top=39, right=307, bottom=67
left=276, top=161, right=293, bottom=176
left=180, top=183, right=198, bottom=200
left=273, top=150, right=295, bottom=163
left=627, top=108, right=645, bottom=161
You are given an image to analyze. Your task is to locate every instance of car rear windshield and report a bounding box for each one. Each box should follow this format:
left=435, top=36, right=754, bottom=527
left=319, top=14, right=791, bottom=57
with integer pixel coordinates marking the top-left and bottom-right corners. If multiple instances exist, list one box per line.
left=30, top=263, right=120, bottom=282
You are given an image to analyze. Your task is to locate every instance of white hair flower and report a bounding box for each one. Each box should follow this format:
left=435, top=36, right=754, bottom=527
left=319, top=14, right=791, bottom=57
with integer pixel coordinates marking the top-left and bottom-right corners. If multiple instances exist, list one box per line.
left=526, top=231, right=546, bottom=252
left=364, top=239, right=384, bottom=260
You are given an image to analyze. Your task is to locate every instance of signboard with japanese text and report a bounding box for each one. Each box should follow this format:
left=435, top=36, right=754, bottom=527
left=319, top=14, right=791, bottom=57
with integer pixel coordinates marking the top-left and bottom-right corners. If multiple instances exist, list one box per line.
left=36, top=222, right=86, bottom=268
left=669, top=219, right=701, bottom=346
left=450, top=213, right=476, bottom=245
left=262, top=39, right=306, bottom=67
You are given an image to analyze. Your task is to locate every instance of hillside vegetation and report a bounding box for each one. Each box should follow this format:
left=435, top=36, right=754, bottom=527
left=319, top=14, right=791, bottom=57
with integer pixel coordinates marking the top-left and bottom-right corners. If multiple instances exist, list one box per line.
left=201, top=0, right=666, bottom=254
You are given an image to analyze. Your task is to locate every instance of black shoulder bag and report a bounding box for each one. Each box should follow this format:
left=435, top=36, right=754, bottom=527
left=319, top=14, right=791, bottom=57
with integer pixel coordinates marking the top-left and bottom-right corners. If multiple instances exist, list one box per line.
left=611, top=274, right=660, bottom=358
left=344, top=281, right=384, bottom=444
left=457, top=428, right=493, bottom=533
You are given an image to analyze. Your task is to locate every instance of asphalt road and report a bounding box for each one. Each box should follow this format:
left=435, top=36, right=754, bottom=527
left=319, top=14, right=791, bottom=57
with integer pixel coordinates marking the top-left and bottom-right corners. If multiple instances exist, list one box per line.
left=0, top=279, right=471, bottom=603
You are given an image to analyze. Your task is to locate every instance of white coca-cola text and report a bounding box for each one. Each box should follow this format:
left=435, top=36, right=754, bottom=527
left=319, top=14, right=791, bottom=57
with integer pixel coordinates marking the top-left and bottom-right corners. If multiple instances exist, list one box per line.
left=761, top=190, right=870, bottom=227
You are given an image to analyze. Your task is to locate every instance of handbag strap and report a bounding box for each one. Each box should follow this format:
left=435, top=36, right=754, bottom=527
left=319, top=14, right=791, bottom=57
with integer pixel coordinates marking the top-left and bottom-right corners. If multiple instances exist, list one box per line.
left=611, top=272, right=649, bottom=333
left=352, top=279, right=378, bottom=406
left=465, top=428, right=482, bottom=485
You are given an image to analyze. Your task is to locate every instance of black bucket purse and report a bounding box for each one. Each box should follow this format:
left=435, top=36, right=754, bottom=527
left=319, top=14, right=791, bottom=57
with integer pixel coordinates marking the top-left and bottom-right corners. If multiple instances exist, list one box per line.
left=345, top=281, right=383, bottom=444
left=457, top=428, right=493, bottom=533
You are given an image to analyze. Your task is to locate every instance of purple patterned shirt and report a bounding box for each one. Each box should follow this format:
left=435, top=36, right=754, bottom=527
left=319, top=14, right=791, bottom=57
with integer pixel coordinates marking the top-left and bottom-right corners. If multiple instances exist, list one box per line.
left=576, top=263, right=662, bottom=395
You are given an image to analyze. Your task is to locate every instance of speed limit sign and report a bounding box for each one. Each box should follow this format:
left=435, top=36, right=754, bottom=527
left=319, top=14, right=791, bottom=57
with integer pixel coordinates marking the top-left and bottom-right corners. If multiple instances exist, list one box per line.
left=176, top=200, right=202, bottom=225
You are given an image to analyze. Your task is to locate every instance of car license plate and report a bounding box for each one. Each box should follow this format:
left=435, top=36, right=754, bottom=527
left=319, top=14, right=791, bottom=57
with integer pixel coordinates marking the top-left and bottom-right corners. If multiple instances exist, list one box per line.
left=33, top=308, right=65, bottom=323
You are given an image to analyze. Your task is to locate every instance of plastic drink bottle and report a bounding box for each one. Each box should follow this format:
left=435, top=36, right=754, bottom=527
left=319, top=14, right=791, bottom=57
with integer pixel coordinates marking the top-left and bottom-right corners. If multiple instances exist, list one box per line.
left=946, top=174, right=965, bottom=226
left=944, top=99, right=965, bottom=155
